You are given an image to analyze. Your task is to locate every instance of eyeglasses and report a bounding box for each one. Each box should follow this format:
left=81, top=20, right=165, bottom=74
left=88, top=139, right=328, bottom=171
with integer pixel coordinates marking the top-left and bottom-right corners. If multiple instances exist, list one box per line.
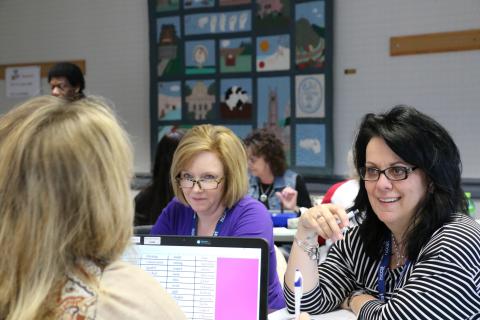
left=176, top=176, right=223, bottom=190
left=359, top=166, right=418, bottom=181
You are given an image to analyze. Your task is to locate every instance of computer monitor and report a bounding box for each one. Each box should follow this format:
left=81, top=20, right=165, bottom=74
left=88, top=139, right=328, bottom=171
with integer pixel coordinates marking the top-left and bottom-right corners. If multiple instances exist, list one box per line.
left=123, top=235, right=269, bottom=320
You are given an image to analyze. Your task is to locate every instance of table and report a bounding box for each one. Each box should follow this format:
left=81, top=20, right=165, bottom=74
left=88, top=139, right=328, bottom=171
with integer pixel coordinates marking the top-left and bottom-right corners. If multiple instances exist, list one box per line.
left=273, top=227, right=296, bottom=243
left=268, top=308, right=355, bottom=320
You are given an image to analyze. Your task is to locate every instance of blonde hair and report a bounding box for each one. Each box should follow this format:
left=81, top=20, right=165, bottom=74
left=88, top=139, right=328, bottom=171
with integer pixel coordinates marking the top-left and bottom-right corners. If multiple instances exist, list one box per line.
left=0, top=96, right=133, bottom=319
left=171, top=124, right=248, bottom=208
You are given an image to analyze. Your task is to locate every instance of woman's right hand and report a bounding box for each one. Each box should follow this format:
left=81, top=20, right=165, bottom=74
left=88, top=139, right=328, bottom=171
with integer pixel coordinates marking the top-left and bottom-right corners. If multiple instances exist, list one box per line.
left=296, top=204, right=350, bottom=242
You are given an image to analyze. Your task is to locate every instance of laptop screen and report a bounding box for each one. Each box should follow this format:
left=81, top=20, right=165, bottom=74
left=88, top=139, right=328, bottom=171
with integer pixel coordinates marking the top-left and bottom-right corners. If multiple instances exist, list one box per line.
left=123, top=235, right=269, bottom=320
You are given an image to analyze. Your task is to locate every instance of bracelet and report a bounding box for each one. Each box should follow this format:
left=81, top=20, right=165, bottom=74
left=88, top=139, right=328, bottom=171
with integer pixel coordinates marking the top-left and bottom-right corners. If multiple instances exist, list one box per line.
left=294, top=235, right=320, bottom=262
left=347, top=289, right=366, bottom=309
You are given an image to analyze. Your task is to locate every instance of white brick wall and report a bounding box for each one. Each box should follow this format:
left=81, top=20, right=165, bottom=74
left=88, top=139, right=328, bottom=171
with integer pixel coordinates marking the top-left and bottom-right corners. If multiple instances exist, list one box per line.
left=1, top=0, right=479, bottom=178
left=0, top=0, right=151, bottom=173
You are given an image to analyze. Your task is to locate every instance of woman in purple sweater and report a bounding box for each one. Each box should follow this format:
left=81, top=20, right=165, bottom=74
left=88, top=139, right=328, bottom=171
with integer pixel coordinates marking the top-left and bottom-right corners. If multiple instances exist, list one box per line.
left=151, top=124, right=285, bottom=311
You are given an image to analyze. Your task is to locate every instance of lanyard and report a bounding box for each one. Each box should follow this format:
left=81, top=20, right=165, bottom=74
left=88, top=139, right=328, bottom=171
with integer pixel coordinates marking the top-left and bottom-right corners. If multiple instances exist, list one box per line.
left=377, top=236, right=411, bottom=302
left=191, top=210, right=227, bottom=237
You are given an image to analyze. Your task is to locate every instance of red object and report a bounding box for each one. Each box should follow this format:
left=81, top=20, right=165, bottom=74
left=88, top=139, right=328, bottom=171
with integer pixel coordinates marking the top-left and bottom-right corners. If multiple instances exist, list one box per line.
left=321, top=181, right=346, bottom=204
left=317, top=235, right=326, bottom=246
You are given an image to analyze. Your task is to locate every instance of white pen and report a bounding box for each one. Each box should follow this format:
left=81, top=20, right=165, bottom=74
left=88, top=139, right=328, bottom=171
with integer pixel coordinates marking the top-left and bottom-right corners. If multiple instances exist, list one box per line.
left=337, top=209, right=358, bottom=234
left=294, top=268, right=303, bottom=320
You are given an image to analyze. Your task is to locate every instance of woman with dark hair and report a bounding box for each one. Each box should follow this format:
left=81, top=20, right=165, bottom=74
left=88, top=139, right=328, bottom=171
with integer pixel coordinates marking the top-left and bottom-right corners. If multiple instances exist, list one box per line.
left=244, top=128, right=311, bottom=212
left=135, top=130, right=184, bottom=225
left=284, top=105, right=480, bottom=319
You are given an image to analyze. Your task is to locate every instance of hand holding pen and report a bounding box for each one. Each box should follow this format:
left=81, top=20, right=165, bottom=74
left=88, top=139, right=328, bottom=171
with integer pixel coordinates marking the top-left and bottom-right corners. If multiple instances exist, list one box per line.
left=296, top=204, right=356, bottom=242
left=294, top=269, right=303, bottom=320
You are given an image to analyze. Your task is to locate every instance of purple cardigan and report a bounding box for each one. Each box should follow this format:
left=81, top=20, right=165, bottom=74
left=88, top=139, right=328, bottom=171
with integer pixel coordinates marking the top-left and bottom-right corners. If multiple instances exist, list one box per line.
left=151, top=195, right=286, bottom=310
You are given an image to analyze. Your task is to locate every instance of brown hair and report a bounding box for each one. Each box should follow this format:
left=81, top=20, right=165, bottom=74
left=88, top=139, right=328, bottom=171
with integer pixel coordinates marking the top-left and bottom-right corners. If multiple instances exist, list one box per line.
left=244, top=128, right=287, bottom=176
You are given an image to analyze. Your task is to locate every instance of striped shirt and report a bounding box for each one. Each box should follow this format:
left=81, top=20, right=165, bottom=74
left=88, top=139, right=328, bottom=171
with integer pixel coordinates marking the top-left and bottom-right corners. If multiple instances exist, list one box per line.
left=285, top=213, right=480, bottom=319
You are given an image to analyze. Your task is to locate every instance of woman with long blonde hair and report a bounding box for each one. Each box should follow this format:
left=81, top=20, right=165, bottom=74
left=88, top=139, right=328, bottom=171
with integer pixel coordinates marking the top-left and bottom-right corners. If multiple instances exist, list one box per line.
left=0, top=96, right=185, bottom=319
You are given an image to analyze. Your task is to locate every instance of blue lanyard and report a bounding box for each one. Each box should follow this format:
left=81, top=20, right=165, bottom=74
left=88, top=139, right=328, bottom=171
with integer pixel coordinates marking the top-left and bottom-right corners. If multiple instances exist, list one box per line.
left=191, top=210, right=227, bottom=236
left=378, top=236, right=411, bottom=302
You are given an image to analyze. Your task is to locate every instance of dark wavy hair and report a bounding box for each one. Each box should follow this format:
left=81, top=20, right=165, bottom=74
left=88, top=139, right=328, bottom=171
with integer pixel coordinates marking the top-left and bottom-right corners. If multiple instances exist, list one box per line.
left=244, top=128, right=287, bottom=176
left=134, top=130, right=184, bottom=225
left=48, top=62, right=85, bottom=97
left=352, top=105, right=467, bottom=260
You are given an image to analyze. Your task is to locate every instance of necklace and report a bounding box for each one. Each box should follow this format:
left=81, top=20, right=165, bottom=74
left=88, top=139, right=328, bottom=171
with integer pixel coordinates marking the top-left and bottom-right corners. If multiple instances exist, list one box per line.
left=259, top=183, right=273, bottom=203
left=391, top=235, right=406, bottom=269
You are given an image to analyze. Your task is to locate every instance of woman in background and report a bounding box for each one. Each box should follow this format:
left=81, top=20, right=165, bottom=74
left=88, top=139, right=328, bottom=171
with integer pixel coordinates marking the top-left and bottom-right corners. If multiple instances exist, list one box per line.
left=284, top=105, right=480, bottom=319
left=151, top=124, right=286, bottom=311
left=135, top=130, right=184, bottom=225
left=244, top=128, right=312, bottom=212
left=0, top=96, right=185, bottom=320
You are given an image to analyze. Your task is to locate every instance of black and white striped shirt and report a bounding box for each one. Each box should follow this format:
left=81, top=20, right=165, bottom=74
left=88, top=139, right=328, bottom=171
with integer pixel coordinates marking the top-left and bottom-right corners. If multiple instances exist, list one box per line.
left=285, top=213, right=480, bottom=319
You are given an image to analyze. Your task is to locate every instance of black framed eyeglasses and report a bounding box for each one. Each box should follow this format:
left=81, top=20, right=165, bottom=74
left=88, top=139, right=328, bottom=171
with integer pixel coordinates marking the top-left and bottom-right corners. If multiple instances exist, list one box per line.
left=176, top=176, right=224, bottom=190
left=359, top=166, right=418, bottom=181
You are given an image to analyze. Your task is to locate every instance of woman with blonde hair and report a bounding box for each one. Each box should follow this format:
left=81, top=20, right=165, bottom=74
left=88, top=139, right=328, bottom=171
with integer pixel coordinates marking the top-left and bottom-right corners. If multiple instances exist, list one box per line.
left=151, top=124, right=286, bottom=311
left=0, top=96, right=185, bottom=319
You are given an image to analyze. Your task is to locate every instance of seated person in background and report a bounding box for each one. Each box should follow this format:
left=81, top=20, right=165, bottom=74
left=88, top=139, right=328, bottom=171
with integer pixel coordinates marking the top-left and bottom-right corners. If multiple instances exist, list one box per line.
left=151, top=124, right=286, bottom=311
left=0, top=96, right=185, bottom=320
left=284, top=105, right=480, bottom=319
left=244, top=128, right=312, bottom=212
left=48, top=62, right=86, bottom=101
left=135, top=130, right=184, bottom=225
